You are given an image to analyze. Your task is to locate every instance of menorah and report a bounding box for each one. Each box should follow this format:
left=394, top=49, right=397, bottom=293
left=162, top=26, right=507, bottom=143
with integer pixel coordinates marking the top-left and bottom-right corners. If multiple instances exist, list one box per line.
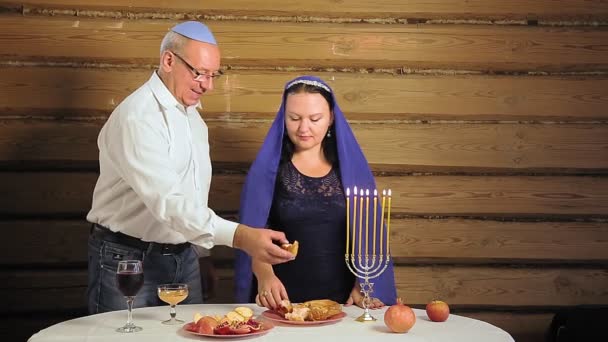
left=345, top=186, right=392, bottom=322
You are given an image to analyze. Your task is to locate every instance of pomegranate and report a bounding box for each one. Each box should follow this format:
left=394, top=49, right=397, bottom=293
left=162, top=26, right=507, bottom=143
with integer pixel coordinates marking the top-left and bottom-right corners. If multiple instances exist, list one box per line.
left=384, top=298, right=416, bottom=333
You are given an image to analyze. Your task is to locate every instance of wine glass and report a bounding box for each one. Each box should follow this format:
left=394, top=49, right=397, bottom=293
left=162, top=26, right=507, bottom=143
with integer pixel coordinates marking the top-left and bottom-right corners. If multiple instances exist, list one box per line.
left=116, top=260, right=144, bottom=333
left=157, top=283, right=189, bottom=325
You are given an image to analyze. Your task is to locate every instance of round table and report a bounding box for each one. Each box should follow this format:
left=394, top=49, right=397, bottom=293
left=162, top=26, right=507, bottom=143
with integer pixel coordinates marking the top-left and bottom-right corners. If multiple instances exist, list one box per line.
left=28, top=303, right=514, bottom=342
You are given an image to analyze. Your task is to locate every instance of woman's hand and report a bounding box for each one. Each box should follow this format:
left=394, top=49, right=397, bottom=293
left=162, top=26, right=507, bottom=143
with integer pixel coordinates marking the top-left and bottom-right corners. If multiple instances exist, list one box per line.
left=255, top=274, right=288, bottom=310
left=345, top=282, right=385, bottom=309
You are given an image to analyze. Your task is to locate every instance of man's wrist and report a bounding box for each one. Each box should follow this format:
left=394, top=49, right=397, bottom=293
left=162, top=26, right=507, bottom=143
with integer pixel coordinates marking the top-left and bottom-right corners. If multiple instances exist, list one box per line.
left=232, top=224, right=246, bottom=249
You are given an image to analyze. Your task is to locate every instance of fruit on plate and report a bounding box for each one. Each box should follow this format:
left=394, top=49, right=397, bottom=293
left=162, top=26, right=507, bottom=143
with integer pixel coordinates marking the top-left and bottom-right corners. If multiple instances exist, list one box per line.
left=235, top=306, right=254, bottom=320
left=214, top=318, right=263, bottom=335
left=197, top=318, right=216, bottom=334
left=225, top=310, right=246, bottom=323
left=384, top=298, right=416, bottom=333
left=194, top=312, right=222, bottom=323
left=185, top=315, right=219, bottom=334
left=187, top=307, right=263, bottom=335
left=426, top=300, right=450, bottom=322
left=194, top=312, right=204, bottom=323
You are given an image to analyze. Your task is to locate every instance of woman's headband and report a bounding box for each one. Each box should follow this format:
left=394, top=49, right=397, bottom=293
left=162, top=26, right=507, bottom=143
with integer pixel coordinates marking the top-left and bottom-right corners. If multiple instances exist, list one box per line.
left=285, top=79, right=332, bottom=93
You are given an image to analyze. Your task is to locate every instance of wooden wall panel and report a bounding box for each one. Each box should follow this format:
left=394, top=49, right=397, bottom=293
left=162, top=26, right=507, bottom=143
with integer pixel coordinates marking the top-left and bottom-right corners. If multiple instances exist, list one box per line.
left=6, top=266, right=608, bottom=313
left=239, top=174, right=608, bottom=217
left=6, top=0, right=608, bottom=22
left=2, top=68, right=608, bottom=121
left=378, top=175, right=608, bottom=217
left=390, top=219, right=608, bottom=263
left=346, top=123, right=608, bottom=171
left=1, top=120, right=607, bottom=173
left=398, top=267, right=608, bottom=307
left=0, top=120, right=100, bottom=164
left=395, top=266, right=608, bottom=307
left=3, top=173, right=608, bottom=217
left=2, top=270, right=87, bottom=313
left=0, top=172, right=97, bottom=215
left=2, top=16, right=608, bottom=72
left=1, top=0, right=607, bottom=340
left=6, top=219, right=608, bottom=267
left=0, top=220, right=89, bottom=265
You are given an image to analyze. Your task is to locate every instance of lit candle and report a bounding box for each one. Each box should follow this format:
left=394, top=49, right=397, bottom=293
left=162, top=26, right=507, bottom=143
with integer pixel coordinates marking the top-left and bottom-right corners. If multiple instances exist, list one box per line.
left=358, top=188, right=364, bottom=258
left=346, top=187, right=350, bottom=256
left=352, top=186, right=357, bottom=257
left=365, top=189, right=369, bottom=258
left=380, top=189, right=386, bottom=256
left=373, top=189, right=377, bottom=256
left=387, top=189, right=392, bottom=255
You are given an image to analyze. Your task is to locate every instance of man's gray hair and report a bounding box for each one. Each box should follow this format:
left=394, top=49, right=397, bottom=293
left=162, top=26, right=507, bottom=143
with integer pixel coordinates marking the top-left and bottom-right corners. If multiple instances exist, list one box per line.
left=160, top=31, right=187, bottom=55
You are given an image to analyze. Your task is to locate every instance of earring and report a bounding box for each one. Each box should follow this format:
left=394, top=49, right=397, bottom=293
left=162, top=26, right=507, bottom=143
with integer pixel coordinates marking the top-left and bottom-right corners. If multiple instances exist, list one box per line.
left=326, top=130, right=331, bottom=138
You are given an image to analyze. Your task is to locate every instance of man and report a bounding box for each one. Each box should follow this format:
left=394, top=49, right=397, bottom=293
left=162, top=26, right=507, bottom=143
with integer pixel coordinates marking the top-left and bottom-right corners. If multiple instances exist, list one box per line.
left=87, top=21, right=293, bottom=314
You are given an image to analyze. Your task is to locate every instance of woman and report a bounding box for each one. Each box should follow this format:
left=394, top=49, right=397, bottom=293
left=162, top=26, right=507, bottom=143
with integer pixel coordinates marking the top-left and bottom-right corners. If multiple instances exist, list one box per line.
left=235, top=76, right=397, bottom=309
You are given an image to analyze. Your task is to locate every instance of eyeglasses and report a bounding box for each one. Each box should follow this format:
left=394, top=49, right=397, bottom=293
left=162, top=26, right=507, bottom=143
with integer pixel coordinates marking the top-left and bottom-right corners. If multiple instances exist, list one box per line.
left=170, top=51, right=223, bottom=81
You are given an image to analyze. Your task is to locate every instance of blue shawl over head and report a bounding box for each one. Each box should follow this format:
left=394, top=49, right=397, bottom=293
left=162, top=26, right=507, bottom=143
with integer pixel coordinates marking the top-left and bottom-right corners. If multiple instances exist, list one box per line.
left=234, top=75, right=397, bottom=305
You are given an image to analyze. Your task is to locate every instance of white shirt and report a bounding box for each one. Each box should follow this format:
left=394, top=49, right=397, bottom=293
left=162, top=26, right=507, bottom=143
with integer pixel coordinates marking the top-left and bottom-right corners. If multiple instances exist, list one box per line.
left=87, top=72, right=238, bottom=248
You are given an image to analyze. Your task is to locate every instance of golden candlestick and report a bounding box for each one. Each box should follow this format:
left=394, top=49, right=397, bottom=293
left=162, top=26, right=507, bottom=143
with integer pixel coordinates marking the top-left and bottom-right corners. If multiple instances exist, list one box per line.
left=358, top=188, right=363, bottom=258
left=345, top=186, right=393, bottom=322
left=387, top=189, right=392, bottom=255
left=365, top=189, right=369, bottom=258
left=380, top=190, right=386, bottom=257
left=373, top=189, right=377, bottom=256
left=346, top=187, right=350, bottom=256
left=352, top=186, right=357, bottom=257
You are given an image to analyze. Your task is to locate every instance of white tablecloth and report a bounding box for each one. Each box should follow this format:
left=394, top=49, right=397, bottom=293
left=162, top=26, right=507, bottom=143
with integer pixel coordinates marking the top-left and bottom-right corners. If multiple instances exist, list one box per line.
left=29, top=304, right=514, bottom=342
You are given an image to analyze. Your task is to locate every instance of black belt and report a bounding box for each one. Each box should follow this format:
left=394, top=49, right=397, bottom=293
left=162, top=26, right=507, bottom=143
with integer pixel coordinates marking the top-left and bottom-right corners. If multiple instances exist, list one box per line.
left=90, top=223, right=191, bottom=255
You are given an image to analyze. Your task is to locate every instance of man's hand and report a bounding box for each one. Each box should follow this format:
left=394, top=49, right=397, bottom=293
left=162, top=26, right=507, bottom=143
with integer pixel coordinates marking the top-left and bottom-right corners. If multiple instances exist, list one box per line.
left=233, top=224, right=294, bottom=264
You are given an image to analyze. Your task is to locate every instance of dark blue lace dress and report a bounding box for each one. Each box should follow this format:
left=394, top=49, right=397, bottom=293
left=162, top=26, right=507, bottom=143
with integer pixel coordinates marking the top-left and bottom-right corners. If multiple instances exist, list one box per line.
left=268, top=161, right=355, bottom=303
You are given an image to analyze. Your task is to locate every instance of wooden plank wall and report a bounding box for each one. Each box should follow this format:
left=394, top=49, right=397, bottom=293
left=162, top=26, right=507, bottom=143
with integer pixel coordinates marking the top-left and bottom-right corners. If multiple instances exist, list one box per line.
left=1, top=1, right=608, bottom=341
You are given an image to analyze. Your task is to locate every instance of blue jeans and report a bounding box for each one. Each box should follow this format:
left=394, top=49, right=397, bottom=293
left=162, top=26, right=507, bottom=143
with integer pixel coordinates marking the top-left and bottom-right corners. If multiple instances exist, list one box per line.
left=87, top=231, right=204, bottom=314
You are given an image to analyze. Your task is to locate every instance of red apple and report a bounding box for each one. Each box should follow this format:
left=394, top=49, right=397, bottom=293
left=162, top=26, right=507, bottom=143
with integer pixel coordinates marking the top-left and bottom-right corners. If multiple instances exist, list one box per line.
left=426, top=300, right=450, bottom=322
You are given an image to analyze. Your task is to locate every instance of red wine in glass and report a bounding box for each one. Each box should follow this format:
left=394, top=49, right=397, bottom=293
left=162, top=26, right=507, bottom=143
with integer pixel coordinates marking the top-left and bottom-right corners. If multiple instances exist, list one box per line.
left=116, top=260, right=143, bottom=333
left=117, top=272, right=144, bottom=297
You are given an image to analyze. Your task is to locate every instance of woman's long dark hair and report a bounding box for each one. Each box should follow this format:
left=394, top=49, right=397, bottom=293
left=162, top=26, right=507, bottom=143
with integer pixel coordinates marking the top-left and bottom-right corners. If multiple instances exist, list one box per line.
left=280, top=83, right=338, bottom=167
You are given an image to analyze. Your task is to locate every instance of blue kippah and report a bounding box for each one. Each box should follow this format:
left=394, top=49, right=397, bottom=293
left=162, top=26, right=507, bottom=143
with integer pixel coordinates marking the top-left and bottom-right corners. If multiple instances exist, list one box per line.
left=171, top=21, right=217, bottom=45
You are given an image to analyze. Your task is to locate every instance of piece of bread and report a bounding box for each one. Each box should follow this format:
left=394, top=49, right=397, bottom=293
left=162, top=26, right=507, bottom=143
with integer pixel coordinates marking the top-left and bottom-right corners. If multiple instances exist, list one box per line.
left=285, top=306, right=310, bottom=321
left=281, top=240, right=299, bottom=256
left=304, top=299, right=342, bottom=321
left=280, top=299, right=342, bottom=321
left=276, top=299, right=293, bottom=317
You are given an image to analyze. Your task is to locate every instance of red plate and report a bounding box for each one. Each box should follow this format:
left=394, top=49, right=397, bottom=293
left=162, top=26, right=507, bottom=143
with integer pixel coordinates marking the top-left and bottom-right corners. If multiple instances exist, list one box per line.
left=261, top=310, right=346, bottom=325
left=183, top=321, right=274, bottom=338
